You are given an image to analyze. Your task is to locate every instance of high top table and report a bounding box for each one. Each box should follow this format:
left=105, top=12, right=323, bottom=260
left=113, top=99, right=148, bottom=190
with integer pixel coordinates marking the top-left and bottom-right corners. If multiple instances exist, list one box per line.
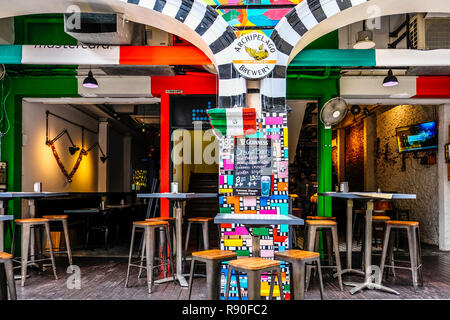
left=320, top=192, right=416, bottom=295
left=137, top=193, right=217, bottom=287
left=214, top=213, right=304, bottom=257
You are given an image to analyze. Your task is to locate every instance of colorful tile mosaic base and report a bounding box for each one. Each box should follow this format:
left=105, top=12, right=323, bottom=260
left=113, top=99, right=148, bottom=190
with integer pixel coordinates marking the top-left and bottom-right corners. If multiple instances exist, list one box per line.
left=218, top=112, right=290, bottom=300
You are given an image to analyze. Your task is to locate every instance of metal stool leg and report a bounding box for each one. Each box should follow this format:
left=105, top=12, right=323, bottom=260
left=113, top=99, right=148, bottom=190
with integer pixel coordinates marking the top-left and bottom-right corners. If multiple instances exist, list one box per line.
left=145, top=227, right=155, bottom=294
left=20, top=224, right=31, bottom=287
left=269, top=270, right=275, bottom=300
left=206, top=260, right=219, bottom=300
left=331, top=225, right=343, bottom=291
left=62, top=219, right=73, bottom=265
left=305, top=225, right=316, bottom=291
left=138, top=232, right=146, bottom=279
left=277, top=266, right=285, bottom=300
left=188, top=258, right=195, bottom=300
left=225, top=266, right=233, bottom=300
left=407, top=227, right=418, bottom=291
left=44, top=222, right=58, bottom=280
left=125, top=225, right=136, bottom=287
left=184, top=222, right=192, bottom=267
left=235, top=269, right=242, bottom=300
left=292, top=261, right=305, bottom=300
left=202, top=222, right=209, bottom=251
left=380, top=225, right=391, bottom=280
left=247, top=270, right=261, bottom=300
left=316, top=259, right=324, bottom=300
left=416, top=227, right=424, bottom=286
left=4, top=259, right=16, bottom=300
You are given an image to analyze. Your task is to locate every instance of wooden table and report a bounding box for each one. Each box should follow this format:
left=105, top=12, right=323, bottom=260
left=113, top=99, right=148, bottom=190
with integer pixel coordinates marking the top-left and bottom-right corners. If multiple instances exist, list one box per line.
left=320, top=192, right=416, bottom=295
left=137, top=193, right=217, bottom=287
left=214, top=213, right=304, bottom=257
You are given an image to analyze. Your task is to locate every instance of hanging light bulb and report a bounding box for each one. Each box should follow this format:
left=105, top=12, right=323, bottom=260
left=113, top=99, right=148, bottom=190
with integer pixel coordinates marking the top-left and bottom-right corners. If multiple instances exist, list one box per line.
left=353, top=21, right=375, bottom=49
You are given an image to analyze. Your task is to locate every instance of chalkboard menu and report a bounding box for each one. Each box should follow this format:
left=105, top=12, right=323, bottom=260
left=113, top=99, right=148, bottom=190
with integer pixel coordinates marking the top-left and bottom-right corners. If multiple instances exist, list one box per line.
left=233, top=138, right=273, bottom=196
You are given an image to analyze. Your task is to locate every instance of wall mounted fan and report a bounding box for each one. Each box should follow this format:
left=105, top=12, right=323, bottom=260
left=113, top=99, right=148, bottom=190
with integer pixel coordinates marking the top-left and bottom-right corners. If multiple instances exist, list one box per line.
left=319, top=97, right=348, bottom=129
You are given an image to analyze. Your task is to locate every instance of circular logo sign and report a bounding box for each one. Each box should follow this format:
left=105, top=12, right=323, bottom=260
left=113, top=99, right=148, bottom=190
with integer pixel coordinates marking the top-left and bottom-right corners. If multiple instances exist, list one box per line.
left=232, top=32, right=278, bottom=80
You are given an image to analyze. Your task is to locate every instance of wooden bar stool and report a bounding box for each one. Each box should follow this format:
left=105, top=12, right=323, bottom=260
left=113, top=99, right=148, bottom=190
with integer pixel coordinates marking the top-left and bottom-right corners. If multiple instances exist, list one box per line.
left=0, top=252, right=16, bottom=300
left=140, top=217, right=176, bottom=278
left=225, top=257, right=285, bottom=300
left=304, top=220, right=343, bottom=291
left=125, top=220, right=175, bottom=293
left=275, top=250, right=324, bottom=300
left=11, top=218, right=58, bottom=287
left=306, top=216, right=336, bottom=221
left=188, top=249, right=237, bottom=300
left=184, top=217, right=214, bottom=264
left=42, top=215, right=72, bottom=265
left=380, top=220, right=423, bottom=291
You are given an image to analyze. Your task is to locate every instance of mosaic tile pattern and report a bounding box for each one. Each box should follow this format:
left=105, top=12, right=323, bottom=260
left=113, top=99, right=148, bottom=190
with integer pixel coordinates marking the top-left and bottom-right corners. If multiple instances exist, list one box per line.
left=218, top=112, right=291, bottom=300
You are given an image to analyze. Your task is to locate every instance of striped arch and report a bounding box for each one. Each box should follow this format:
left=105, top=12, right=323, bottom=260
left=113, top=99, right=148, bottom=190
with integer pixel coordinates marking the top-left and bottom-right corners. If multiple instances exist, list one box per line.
left=0, top=0, right=246, bottom=108
left=263, top=0, right=450, bottom=111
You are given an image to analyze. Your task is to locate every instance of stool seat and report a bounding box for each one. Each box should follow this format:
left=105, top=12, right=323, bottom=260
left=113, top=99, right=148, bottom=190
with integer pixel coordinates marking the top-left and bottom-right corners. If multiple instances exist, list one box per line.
left=306, top=216, right=336, bottom=220
left=275, top=250, right=320, bottom=261
left=305, top=220, right=337, bottom=226
left=187, top=217, right=214, bottom=222
left=146, top=217, right=175, bottom=222
left=0, top=252, right=13, bottom=260
left=386, top=220, right=419, bottom=226
left=228, top=257, right=280, bottom=270
left=42, top=215, right=69, bottom=220
left=133, top=220, right=168, bottom=226
left=192, top=249, right=237, bottom=260
left=372, top=216, right=391, bottom=221
left=15, top=218, right=49, bottom=224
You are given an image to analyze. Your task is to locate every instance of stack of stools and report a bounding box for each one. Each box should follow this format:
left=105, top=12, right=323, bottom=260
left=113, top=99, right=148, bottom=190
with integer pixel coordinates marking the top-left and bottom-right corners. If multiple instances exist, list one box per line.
left=187, top=249, right=237, bottom=300
left=11, top=218, right=58, bottom=286
left=143, top=217, right=176, bottom=278
left=0, top=252, right=16, bottom=300
left=225, top=257, right=285, bottom=300
left=304, top=219, right=343, bottom=291
left=275, top=250, right=324, bottom=300
left=125, top=220, right=175, bottom=293
left=184, top=217, right=215, bottom=263
left=380, top=220, right=423, bottom=291
left=41, top=215, right=72, bottom=265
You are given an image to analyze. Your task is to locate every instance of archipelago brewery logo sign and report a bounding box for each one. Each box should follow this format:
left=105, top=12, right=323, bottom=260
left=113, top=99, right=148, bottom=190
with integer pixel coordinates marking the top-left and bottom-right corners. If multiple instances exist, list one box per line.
left=232, top=32, right=277, bottom=80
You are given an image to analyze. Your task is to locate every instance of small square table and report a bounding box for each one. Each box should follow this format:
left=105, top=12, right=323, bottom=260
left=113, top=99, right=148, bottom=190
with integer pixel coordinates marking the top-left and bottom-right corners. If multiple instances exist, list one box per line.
left=320, top=192, right=416, bottom=295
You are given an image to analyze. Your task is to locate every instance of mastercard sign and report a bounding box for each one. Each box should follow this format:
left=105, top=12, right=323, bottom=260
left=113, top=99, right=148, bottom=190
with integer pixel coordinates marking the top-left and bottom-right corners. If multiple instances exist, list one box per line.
left=232, top=32, right=278, bottom=80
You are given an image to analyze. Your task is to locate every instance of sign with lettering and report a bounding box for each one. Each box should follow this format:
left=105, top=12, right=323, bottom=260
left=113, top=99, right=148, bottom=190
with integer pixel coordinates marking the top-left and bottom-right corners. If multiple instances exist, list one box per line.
left=232, top=32, right=277, bottom=80
left=233, top=138, right=273, bottom=196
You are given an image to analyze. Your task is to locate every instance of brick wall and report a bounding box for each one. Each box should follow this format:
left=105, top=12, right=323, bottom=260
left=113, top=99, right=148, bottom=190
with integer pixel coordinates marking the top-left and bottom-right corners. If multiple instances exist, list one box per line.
left=345, top=121, right=365, bottom=192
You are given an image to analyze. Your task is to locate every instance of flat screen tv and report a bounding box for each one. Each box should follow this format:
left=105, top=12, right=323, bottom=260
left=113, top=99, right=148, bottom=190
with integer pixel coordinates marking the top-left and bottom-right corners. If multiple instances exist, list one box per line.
left=396, top=121, right=438, bottom=153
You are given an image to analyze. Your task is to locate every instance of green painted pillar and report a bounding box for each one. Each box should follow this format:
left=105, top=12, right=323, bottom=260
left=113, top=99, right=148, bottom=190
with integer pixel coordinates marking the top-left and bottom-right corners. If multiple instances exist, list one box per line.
left=317, top=94, right=334, bottom=218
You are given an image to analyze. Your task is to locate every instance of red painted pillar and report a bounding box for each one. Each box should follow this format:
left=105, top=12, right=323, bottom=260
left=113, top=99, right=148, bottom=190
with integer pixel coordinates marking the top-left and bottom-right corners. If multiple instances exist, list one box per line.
left=160, top=93, right=170, bottom=217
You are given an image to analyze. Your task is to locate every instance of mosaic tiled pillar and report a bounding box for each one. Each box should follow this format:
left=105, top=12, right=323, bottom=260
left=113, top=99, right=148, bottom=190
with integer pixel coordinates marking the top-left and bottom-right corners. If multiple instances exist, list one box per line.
left=217, top=112, right=291, bottom=300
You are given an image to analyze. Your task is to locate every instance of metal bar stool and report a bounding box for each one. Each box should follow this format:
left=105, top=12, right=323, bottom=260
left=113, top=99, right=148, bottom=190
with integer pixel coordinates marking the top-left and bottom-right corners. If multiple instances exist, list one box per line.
left=11, top=218, right=58, bottom=287
left=188, top=249, right=237, bottom=300
left=275, top=249, right=324, bottom=300
left=361, top=215, right=390, bottom=270
left=304, top=216, right=336, bottom=256
left=184, top=217, right=214, bottom=265
left=225, top=257, right=285, bottom=300
left=380, top=220, right=423, bottom=291
left=138, top=217, right=176, bottom=279
left=42, top=215, right=72, bottom=265
left=304, top=219, right=343, bottom=291
left=0, top=252, right=16, bottom=300
left=125, top=220, right=175, bottom=293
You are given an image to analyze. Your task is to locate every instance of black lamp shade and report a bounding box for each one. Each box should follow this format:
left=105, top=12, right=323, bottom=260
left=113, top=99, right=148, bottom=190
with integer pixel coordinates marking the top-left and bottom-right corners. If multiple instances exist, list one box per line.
left=83, top=71, right=98, bottom=88
left=68, top=146, right=80, bottom=155
left=383, top=69, right=399, bottom=87
left=100, top=156, right=108, bottom=163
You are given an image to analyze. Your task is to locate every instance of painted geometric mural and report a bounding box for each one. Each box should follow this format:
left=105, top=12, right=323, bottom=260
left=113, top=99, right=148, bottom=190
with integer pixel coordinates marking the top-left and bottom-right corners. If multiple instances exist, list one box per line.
left=217, top=112, right=291, bottom=300
left=203, top=0, right=304, bottom=37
